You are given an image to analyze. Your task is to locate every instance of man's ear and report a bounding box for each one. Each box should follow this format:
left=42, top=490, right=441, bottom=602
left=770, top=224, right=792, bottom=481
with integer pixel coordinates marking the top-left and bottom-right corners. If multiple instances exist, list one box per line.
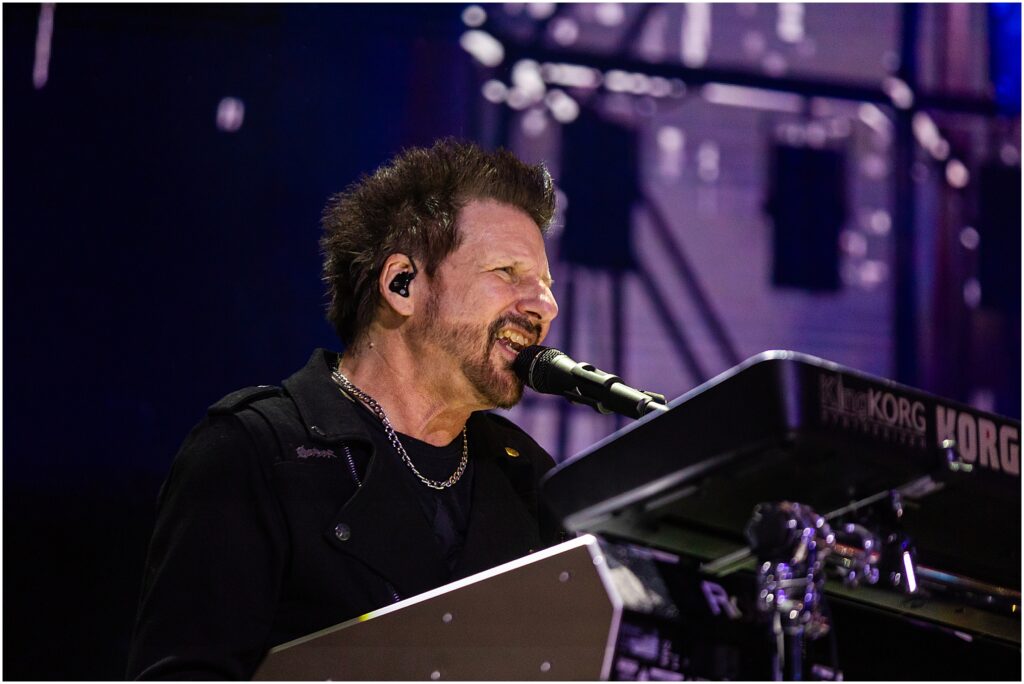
left=379, top=253, right=418, bottom=317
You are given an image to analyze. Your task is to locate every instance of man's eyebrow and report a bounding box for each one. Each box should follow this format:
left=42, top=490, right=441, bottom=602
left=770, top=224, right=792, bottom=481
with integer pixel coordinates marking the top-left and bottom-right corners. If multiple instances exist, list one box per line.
left=484, top=254, right=554, bottom=287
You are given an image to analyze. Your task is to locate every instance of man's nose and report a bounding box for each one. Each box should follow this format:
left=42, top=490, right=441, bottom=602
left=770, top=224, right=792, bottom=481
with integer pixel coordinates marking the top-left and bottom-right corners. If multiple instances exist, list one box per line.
left=517, top=281, right=559, bottom=331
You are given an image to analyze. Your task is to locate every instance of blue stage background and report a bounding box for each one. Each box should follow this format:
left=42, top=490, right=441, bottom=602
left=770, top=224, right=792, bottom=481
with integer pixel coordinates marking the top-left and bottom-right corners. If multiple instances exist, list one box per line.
left=4, top=5, right=471, bottom=678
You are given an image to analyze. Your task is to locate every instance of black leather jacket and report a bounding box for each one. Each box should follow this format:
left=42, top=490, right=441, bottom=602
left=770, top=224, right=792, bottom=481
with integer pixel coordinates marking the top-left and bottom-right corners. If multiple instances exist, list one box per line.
left=127, top=349, right=558, bottom=680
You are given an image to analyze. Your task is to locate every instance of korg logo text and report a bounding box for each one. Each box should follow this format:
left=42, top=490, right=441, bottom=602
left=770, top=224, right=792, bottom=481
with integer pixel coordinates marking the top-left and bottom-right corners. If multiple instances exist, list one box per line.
left=819, top=374, right=926, bottom=447
left=936, top=406, right=1019, bottom=476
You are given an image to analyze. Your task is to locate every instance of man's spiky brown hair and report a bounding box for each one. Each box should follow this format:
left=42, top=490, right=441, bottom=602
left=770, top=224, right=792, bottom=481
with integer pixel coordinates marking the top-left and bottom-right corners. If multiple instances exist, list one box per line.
left=320, top=138, right=555, bottom=347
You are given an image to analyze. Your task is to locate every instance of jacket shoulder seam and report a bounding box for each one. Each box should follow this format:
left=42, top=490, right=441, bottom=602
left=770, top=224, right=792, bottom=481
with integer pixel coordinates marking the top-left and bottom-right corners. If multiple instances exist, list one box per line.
left=208, top=385, right=284, bottom=414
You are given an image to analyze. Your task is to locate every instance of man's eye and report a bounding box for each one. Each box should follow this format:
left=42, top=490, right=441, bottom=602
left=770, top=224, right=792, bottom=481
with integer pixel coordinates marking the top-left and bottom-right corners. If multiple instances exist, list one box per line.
left=496, top=266, right=515, bottom=276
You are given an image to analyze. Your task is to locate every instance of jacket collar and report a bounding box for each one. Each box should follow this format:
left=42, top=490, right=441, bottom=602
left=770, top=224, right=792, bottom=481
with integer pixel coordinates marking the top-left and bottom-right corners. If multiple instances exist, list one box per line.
left=282, top=348, right=369, bottom=443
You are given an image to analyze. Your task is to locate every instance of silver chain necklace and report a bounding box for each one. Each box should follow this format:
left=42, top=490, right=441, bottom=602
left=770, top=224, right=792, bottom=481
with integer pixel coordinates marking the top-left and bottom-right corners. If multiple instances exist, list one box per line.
left=331, top=369, right=468, bottom=491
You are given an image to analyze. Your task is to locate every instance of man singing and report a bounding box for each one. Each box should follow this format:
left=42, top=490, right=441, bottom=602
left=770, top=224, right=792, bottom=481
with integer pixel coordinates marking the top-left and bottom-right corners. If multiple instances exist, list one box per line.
left=127, top=140, right=561, bottom=679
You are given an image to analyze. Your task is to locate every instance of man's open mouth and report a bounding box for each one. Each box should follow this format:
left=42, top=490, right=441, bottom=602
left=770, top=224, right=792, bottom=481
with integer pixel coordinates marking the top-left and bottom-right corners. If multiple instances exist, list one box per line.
left=494, top=329, right=531, bottom=355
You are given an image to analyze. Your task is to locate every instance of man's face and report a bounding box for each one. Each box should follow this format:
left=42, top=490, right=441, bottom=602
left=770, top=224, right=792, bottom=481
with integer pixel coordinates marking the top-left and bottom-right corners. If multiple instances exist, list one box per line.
left=411, top=199, right=558, bottom=408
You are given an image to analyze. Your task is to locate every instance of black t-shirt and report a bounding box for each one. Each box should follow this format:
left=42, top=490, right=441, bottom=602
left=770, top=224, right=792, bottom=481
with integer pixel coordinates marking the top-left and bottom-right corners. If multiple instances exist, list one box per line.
left=348, top=399, right=474, bottom=574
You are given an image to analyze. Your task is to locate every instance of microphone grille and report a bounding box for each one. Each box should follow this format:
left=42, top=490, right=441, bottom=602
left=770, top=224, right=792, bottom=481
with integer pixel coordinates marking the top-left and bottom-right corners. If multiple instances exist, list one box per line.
left=512, top=345, right=546, bottom=385
left=513, top=345, right=564, bottom=391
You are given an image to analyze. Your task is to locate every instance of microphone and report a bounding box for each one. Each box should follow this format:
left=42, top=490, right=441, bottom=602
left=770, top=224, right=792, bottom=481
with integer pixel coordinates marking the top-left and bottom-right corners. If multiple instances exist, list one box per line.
left=513, top=345, right=668, bottom=419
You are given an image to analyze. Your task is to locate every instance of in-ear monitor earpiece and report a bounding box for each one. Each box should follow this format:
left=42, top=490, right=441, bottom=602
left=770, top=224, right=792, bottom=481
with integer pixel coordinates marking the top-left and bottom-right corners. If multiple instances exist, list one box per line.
left=388, top=258, right=419, bottom=298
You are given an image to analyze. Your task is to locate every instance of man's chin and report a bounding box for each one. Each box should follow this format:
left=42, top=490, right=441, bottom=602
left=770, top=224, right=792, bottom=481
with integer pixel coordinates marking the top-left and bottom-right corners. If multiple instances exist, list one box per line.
left=478, top=362, right=524, bottom=409
left=492, top=382, right=524, bottom=409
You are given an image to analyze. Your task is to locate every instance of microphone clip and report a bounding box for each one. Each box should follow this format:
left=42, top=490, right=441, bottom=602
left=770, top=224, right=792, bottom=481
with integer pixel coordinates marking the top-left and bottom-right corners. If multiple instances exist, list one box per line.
left=562, top=382, right=668, bottom=417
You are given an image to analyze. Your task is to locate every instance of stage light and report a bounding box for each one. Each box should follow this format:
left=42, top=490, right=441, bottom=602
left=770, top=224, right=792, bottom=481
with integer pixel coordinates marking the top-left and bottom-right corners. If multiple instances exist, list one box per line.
left=630, top=73, right=651, bottom=94
left=512, top=59, right=545, bottom=103
left=216, top=97, right=245, bottom=132
left=595, top=3, right=625, bottom=27
left=551, top=17, right=579, bottom=46
left=540, top=62, right=600, bottom=89
left=461, top=5, right=487, bottom=28
left=657, top=126, right=685, bottom=178
left=912, top=112, right=939, bottom=147
left=959, top=226, right=980, bottom=251
left=460, top=30, right=504, bottom=67
left=605, top=72, right=685, bottom=99
left=840, top=230, right=868, bottom=258
left=999, top=144, right=1020, bottom=166
left=882, top=76, right=914, bottom=109
left=857, top=104, right=893, bottom=146
left=912, top=112, right=950, bottom=161
left=657, top=126, right=684, bottom=153
left=32, top=3, right=55, bottom=90
left=859, top=260, right=888, bottom=288
left=648, top=77, right=672, bottom=97
left=540, top=63, right=560, bottom=82
left=481, top=80, right=508, bottom=104
left=682, top=3, right=712, bottom=68
left=697, top=141, right=720, bottom=182
left=704, top=83, right=802, bottom=113
left=544, top=89, right=580, bottom=123
left=527, top=3, right=556, bottom=20
left=945, top=159, right=970, bottom=188
left=963, top=278, right=982, bottom=308
left=777, top=3, right=805, bottom=44
left=868, top=210, right=891, bottom=235
left=605, top=70, right=631, bottom=93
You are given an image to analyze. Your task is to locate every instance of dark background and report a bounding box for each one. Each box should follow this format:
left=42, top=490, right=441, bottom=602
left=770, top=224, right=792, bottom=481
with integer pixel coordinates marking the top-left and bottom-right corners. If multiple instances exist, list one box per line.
left=3, top=4, right=1020, bottom=680
left=4, top=4, right=472, bottom=678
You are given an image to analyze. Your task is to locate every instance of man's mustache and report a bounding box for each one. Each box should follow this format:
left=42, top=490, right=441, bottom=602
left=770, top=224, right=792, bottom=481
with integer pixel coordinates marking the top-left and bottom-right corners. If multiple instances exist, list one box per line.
left=487, top=314, right=542, bottom=345
left=489, top=317, right=544, bottom=344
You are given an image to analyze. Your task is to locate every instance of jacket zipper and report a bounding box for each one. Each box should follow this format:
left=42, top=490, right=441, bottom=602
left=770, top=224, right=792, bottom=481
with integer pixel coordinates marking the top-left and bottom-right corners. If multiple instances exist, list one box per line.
left=341, top=444, right=362, bottom=487
left=342, top=443, right=397, bottom=602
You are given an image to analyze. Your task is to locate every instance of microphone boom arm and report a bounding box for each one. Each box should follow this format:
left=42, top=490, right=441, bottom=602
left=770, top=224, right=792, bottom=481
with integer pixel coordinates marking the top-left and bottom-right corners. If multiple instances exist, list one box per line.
left=559, top=361, right=668, bottom=418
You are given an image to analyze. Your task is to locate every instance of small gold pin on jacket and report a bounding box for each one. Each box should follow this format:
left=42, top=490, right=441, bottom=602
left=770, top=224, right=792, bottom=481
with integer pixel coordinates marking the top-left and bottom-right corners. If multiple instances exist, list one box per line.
left=504, top=446, right=520, bottom=458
